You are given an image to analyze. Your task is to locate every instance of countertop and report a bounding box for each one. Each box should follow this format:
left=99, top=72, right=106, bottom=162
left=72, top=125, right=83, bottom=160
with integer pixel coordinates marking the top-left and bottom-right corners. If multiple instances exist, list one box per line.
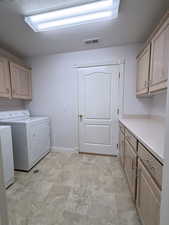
left=119, top=117, right=165, bottom=164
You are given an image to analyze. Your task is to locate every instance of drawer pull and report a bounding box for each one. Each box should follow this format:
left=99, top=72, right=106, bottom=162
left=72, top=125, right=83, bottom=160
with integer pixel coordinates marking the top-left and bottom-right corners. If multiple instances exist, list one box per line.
left=146, top=160, right=156, bottom=172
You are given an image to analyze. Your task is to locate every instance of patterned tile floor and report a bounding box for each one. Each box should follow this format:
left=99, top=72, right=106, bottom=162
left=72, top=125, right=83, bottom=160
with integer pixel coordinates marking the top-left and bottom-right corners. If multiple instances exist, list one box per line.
left=7, top=152, right=141, bottom=225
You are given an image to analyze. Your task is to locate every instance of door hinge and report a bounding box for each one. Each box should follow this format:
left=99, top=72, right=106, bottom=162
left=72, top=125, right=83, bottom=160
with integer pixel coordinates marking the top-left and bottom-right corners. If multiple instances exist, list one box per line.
left=117, top=108, right=119, bottom=115
left=118, top=72, right=120, bottom=79
left=117, top=144, right=119, bottom=149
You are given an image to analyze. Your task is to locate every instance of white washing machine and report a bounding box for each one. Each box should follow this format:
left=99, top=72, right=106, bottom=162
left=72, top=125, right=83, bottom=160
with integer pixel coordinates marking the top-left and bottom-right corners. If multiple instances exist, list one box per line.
left=0, top=110, right=51, bottom=171
left=0, top=126, right=14, bottom=188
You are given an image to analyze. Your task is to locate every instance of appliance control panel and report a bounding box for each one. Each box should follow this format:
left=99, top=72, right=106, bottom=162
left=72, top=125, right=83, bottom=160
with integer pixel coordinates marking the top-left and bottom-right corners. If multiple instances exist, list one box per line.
left=0, top=110, right=30, bottom=120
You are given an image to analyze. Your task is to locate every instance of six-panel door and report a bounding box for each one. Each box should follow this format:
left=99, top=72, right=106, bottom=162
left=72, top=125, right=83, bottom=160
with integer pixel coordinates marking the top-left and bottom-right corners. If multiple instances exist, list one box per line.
left=10, top=62, right=32, bottom=100
left=0, top=57, right=11, bottom=98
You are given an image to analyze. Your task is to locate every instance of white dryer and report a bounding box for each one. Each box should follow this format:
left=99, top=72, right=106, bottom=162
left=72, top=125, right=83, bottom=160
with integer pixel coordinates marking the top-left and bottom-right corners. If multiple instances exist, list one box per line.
left=0, top=110, right=51, bottom=171
left=0, top=126, right=14, bottom=188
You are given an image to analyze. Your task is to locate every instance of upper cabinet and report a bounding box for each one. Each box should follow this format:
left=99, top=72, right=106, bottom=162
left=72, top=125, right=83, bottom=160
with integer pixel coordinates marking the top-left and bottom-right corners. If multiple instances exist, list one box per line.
left=150, top=21, right=169, bottom=93
left=0, top=57, right=11, bottom=98
left=136, top=45, right=151, bottom=96
left=0, top=58, right=32, bottom=100
left=10, top=62, right=32, bottom=100
left=136, top=11, right=169, bottom=96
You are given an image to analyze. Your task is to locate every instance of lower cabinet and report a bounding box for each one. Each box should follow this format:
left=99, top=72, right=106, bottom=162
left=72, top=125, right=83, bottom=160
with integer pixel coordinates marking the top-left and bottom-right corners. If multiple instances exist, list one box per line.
left=119, top=130, right=125, bottom=168
left=119, top=123, right=162, bottom=225
left=136, top=160, right=161, bottom=225
left=124, top=139, right=137, bottom=201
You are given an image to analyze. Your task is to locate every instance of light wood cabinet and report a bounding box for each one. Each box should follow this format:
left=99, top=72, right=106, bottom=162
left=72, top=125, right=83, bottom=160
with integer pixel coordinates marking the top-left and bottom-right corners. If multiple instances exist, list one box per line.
left=138, top=143, right=163, bottom=189
left=0, top=57, right=11, bottom=98
left=10, top=62, right=32, bottom=100
left=119, top=122, right=163, bottom=225
left=136, top=45, right=151, bottom=96
left=125, top=128, right=137, bottom=150
left=119, top=130, right=125, bottom=168
left=136, top=160, right=161, bottom=225
left=150, top=20, right=169, bottom=93
left=136, top=11, right=169, bottom=96
left=124, top=139, right=137, bottom=200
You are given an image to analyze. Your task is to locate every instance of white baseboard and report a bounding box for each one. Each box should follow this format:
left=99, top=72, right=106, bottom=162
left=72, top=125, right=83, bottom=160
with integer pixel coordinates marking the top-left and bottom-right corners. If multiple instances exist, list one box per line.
left=51, top=146, right=79, bottom=153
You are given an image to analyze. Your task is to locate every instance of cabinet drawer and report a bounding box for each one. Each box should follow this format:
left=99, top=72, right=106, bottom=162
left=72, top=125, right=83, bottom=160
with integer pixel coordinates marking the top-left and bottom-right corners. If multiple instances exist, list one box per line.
left=125, top=129, right=137, bottom=151
left=119, top=122, right=125, bottom=134
left=138, top=143, right=163, bottom=188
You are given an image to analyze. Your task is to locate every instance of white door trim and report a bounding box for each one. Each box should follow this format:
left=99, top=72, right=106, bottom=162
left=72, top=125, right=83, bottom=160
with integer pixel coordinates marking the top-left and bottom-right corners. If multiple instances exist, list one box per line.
left=73, top=59, right=125, bottom=68
left=74, top=59, right=125, bottom=153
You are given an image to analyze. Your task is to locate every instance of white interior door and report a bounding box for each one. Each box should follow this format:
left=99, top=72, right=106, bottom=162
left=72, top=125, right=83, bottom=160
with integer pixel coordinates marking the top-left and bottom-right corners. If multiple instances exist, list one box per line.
left=78, top=65, right=120, bottom=155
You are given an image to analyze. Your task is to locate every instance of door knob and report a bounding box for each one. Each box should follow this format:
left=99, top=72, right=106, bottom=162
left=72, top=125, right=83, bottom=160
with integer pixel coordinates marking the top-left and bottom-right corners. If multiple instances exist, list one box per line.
left=79, top=115, right=83, bottom=119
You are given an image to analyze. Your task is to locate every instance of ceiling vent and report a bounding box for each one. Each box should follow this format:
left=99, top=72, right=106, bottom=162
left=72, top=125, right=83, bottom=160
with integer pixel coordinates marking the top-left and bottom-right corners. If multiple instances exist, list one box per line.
left=84, top=38, right=100, bottom=44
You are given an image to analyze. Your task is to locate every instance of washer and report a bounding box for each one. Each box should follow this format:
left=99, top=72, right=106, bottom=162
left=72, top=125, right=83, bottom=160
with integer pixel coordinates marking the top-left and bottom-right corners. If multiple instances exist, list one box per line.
left=0, top=126, right=14, bottom=188
left=0, top=110, right=50, bottom=171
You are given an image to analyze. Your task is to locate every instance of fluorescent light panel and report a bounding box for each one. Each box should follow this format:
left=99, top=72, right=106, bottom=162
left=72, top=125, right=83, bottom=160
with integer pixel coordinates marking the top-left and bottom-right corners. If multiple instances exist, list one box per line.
left=25, top=0, right=120, bottom=32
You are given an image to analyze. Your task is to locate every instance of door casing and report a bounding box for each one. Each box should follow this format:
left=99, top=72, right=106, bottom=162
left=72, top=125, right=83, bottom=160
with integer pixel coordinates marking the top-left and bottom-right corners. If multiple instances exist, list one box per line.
left=75, top=60, right=125, bottom=153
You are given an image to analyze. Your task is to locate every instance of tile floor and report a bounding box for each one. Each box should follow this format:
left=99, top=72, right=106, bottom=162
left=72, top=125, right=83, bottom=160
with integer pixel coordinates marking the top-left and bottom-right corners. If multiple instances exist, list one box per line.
left=7, top=152, right=141, bottom=225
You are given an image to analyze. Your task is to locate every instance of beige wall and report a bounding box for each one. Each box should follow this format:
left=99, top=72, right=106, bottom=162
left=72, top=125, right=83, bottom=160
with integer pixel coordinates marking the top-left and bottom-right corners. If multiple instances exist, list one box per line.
left=26, top=44, right=153, bottom=151
left=160, top=83, right=169, bottom=225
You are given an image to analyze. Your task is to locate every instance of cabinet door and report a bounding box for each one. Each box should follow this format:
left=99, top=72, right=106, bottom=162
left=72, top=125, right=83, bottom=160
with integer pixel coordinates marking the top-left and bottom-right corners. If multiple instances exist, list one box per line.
left=136, top=45, right=151, bottom=96
left=136, top=160, right=161, bottom=225
left=119, top=130, right=125, bottom=168
left=150, top=22, right=169, bottom=93
left=124, top=140, right=137, bottom=200
left=10, top=62, right=32, bottom=100
left=0, top=57, right=11, bottom=98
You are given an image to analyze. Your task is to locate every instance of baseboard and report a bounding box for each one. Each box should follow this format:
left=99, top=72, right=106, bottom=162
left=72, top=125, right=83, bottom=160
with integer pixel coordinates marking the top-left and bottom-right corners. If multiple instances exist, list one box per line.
left=51, top=146, right=78, bottom=153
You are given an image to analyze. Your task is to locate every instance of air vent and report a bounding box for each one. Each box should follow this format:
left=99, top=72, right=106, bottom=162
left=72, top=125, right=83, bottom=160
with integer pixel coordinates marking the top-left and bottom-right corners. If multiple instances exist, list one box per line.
left=84, top=38, right=100, bottom=45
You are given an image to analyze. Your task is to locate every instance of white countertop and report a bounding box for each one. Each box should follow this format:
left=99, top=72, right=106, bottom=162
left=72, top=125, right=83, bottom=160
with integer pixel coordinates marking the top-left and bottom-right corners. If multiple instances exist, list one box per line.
left=119, top=117, right=165, bottom=163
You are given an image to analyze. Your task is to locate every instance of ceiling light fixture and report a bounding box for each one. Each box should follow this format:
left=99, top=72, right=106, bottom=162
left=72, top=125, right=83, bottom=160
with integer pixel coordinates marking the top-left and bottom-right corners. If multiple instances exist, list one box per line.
left=25, top=0, right=120, bottom=32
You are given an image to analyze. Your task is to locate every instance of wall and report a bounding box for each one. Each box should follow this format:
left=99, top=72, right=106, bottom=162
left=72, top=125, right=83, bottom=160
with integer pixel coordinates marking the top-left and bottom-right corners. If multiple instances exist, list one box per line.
left=150, top=92, right=167, bottom=117
left=0, top=98, right=25, bottom=111
left=160, top=81, right=169, bottom=225
left=26, top=44, right=155, bottom=150
left=0, top=47, right=23, bottom=65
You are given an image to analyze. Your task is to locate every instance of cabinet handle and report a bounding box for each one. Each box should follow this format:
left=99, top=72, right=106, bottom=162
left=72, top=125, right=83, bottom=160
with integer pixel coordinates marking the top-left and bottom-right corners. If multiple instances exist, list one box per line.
left=146, top=159, right=156, bottom=172
left=132, top=159, right=134, bottom=170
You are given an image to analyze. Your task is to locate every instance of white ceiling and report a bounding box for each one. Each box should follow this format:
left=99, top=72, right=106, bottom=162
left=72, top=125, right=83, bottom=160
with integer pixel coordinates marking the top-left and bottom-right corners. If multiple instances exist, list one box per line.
left=0, top=0, right=168, bottom=57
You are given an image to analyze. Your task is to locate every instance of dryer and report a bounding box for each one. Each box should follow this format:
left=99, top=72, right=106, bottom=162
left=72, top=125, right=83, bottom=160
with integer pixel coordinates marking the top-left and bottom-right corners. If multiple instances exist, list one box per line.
left=0, top=111, right=50, bottom=171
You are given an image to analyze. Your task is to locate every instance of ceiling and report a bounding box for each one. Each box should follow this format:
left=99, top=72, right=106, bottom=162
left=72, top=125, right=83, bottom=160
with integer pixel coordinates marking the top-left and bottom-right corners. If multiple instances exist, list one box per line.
left=0, top=0, right=168, bottom=57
